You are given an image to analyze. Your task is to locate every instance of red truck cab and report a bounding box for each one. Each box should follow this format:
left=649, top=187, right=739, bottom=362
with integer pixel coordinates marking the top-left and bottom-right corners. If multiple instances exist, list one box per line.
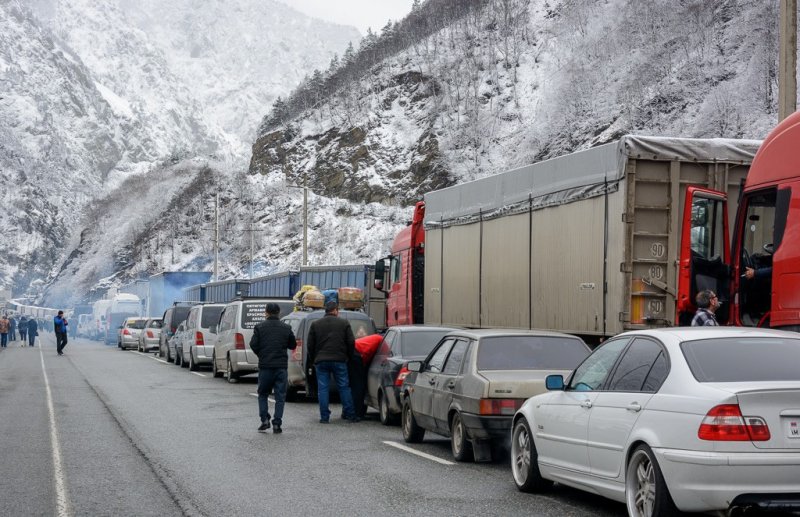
left=374, top=201, right=426, bottom=326
left=680, top=112, right=800, bottom=331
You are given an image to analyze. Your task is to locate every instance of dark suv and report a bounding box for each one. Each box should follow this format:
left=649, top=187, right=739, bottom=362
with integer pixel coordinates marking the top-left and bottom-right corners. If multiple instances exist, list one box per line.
left=281, top=309, right=376, bottom=400
left=159, top=304, right=191, bottom=361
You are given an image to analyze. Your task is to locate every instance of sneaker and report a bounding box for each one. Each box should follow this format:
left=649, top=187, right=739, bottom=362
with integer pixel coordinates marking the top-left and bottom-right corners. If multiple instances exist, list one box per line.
left=319, top=419, right=329, bottom=424
left=273, top=425, right=282, bottom=434
left=257, top=422, right=270, bottom=433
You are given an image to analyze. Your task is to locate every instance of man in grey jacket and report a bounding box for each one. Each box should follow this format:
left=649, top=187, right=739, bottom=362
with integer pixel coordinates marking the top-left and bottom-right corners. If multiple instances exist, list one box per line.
left=306, top=301, right=358, bottom=423
left=250, top=303, right=297, bottom=434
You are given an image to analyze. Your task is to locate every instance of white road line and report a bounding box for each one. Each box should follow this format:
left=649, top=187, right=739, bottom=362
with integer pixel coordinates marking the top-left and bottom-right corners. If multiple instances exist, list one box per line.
left=191, top=372, right=207, bottom=377
left=132, top=351, right=168, bottom=364
left=383, top=441, right=455, bottom=466
left=39, top=345, right=71, bottom=516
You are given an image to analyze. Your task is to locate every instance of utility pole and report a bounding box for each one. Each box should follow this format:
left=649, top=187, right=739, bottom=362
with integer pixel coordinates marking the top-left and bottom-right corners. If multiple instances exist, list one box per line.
left=779, top=0, right=797, bottom=122
left=214, top=191, right=219, bottom=281
left=287, top=173, right=310, bottom=266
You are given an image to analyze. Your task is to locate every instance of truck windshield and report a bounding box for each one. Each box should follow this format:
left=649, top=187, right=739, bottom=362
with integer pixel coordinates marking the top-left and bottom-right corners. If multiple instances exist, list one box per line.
left=477, top=336, right=590, bottom=371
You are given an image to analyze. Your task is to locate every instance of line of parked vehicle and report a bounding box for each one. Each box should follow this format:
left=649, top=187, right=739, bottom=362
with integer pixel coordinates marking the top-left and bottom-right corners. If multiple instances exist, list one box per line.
left=109, top=297, right=800, bottom=517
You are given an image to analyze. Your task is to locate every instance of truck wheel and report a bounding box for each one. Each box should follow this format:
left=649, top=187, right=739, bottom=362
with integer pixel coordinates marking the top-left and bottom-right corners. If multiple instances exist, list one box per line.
left=379, top=391, right=399, bottom=426
left=511, top=417, right=552, bottom=492
left=402, top=399, right=425, bottom=443
left=450, top=412, right=474, bottom=462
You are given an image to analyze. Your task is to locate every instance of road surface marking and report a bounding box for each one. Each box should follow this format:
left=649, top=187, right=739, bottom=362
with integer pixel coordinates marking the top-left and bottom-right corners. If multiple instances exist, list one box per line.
left=191, top=372, right=207, bottom=377
left=383, top=441, right=455, bottom=466
left=249, top=393, right=276, bottom=403
left=40, top=345, right=71, bottom=516
left=132, top=351, right=168, bottom=364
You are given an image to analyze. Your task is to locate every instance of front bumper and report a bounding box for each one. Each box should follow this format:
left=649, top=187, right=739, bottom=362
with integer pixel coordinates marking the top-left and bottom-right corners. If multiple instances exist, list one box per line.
left=460, top=413, right=512, bottom=441
left=654, top=448, right=800, bottom=512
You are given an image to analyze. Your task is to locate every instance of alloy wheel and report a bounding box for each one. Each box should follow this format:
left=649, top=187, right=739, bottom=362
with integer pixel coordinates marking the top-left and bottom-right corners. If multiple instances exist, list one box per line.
left=627, top=449, right=656, bottom=517
left=512, top=420, right=531, bottom=486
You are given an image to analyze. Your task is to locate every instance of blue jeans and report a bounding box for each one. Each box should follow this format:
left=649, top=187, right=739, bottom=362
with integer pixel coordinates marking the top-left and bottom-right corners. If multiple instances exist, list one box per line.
left=258, top=368, right=288, bottom=426
left=0, top=333, right=7, bottom=348
left=315, top=361, right=355, bottom=421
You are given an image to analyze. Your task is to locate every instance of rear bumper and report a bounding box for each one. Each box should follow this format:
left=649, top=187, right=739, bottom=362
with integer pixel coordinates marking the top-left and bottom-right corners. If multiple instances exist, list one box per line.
left=654, top=448, right=800, bottom=512
left=229, top=350, right=257, bottom=374
left=460, top=413, right=512, bottom=441
left=121, top=336, right=138, bottom=348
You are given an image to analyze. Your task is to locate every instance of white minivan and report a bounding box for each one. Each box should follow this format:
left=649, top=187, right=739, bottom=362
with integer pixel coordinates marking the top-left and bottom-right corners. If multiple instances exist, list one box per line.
left=180, top=303, right=225, bottom=371
left=211, top=299, right=294, bottom=382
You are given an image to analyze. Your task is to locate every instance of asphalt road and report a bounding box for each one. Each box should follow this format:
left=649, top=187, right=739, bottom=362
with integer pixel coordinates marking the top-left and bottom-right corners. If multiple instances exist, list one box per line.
left=0, top=333, right=626, bottom=517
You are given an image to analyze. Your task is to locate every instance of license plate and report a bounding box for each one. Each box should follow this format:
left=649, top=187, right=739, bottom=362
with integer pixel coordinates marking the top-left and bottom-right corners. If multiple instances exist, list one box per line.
left=787, top=419, right=800, bottom=439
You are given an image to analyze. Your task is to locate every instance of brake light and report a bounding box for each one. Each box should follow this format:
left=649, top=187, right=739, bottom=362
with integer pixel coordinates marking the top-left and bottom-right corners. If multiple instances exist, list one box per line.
left=395, top=365, right=410, bottom=386
left=146, top=330, right=154, bottom=338
left=122, top=329, right=131, bottom=336
left=479, top=398, right=522, bottom=415
left=292, top=339, right=303, bottom=361
left=234, top=333, right=245, bottom=350
left=195, top=331, right=204, bottom=346
left=698, top=404, right=771, bottom=441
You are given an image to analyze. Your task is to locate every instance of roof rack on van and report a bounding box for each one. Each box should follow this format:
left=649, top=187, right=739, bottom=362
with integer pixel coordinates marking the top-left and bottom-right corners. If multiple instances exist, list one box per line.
left=172, top=300, right=213, bottom=306
left=231, top=296, right=293, bottom=301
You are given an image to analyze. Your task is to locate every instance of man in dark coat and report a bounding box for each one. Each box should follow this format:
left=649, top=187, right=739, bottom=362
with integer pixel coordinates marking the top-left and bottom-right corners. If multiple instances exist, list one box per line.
left=249, top=303, right=297, bottom=434
left=27, top=318, right=38, bottom=347
left=306, top=301, right=358, bottom=423
left=54, top=311, right=69, bottom=355
left=9, top=316, right=17, bottom=342
left=18, top=316, right=28, bottom=342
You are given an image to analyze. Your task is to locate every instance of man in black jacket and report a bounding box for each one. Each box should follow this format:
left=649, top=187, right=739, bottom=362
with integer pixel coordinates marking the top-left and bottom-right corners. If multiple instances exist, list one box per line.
left=306, top=301, right=358, bottom=423
left=249, top=303, right=297, bottom=434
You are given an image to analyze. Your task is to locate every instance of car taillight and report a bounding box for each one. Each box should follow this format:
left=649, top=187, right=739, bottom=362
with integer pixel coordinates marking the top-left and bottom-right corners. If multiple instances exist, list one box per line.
left=292, top=339, right=303, bottom=361
left=195, top=332, right=204, bottom=346
left=122, top=329, right=131, bottom=335
left=146, top=330, right=154, bottom=338
left=395, top=365, right=410, bottom=386
left=235, top=333, right=245, bottom=350
left=479, top=398, right=522, bottom=416
left=698, top=404, right=771, bottom=441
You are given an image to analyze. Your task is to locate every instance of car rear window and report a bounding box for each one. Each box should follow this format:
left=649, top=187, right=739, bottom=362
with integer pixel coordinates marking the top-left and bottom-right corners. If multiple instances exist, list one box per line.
left=126, top=319, right=147, bottom=329
left=201, top=306, right=224, bottom=328
left=681, top=337, right=800, bottom=382
left=402, top=331, right=451, bottom=357
left=148, top=320, right=163, bottom=329
left=172, top=307, right=190, bottom=325
left=349, top=318, right=376, bottom=339
left=477, top=336, right=590, bottom=371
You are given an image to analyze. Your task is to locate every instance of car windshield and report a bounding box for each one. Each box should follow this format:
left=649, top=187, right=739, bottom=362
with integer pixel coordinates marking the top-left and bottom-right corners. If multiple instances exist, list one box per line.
left=201, top=306, right=224, bottom=328
left=477, top=336, right=589, bottom=371
left=681, top=337, right=800, bottom=382
left=126, top=319, right=147, bottom=329
left=402, top=331, right=451, bottom=357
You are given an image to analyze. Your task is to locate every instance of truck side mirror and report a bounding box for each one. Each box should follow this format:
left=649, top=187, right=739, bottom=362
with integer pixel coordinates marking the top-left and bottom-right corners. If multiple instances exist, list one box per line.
left=374, top=258, right=387, bottom=291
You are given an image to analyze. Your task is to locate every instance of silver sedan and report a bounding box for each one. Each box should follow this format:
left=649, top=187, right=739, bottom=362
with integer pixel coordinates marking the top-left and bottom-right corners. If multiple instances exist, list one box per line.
left=510, top=327, right=800, bottom=516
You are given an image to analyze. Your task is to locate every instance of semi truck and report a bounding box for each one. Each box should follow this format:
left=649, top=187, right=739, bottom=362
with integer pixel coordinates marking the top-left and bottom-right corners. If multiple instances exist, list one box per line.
left=374, top=132, right=789, bottom=343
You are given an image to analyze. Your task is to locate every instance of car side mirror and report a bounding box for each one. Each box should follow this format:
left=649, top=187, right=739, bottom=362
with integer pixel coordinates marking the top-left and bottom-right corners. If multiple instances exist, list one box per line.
left=545, top=375, right=564, bottom=391
left=407, top=361, right=422, bottom=373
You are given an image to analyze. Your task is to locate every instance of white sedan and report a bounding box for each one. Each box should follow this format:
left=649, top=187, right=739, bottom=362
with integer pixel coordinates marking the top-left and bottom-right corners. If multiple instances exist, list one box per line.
left=510, top=327, right=800, bottom=516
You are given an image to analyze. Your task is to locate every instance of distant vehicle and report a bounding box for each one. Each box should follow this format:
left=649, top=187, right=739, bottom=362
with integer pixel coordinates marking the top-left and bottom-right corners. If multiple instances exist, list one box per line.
left=77, top=313, right=93, bottom=338
left=365, top=325, right=455, bottom=425
left=137, top=318, right=163, bottom=353
left=170, top=322, right=188, bottom=365
left=211, top=298, right=295, bottom=382
left=91, top=299, right=112, bottom=340
left=118, top=317, right=148, bottom=350
left=105, top=294, right=142, bottom=345
left=510, top=327, right=800, bottom=516
left=159, top=304, right=192, bottom=361
left=179, top=303, right=224, bottom=371
left=401, top=329, right=590, bottom=463
left=281, top=308, right=376, bottom=399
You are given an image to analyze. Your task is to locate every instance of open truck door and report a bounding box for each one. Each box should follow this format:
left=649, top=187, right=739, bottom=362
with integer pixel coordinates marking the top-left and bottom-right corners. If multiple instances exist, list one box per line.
left=677, top=187, right=730, bottom=325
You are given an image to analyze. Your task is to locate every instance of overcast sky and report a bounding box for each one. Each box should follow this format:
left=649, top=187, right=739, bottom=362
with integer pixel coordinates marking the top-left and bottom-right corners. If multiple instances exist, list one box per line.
left=282, top=0, right=416, bottom=35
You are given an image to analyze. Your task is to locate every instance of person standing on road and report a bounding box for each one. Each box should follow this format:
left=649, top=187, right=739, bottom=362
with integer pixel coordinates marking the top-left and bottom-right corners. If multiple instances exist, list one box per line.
left=306, top=301, right=358, bottom=423
left=0, top=315, right=9, bottom=348
left=27, top=317, right=38, bottom=347
left=691, top=290, right=720, bottom=326
left=249, top=303, right=297, bottom=434
left=9, top=316, right=17, bottom=342
left=54, top=311, right=69, bottom=355
left=18, top=316, right=28, bottom=343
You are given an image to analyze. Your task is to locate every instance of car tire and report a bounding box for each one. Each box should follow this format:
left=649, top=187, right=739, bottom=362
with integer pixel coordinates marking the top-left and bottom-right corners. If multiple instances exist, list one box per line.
left=226, top=356, right=238, bottom=383
left=379, top=391, right=399, bottom=426
left=511, top=417, right=552, bottom=492
left=174, top=349, right=181, bottom=366
left=401, top=398, right=425, bottom=443
left=159, top=345, right=165, bottom=358
left=212, top=354, right=223, bottom=378
left=189, top=351, right=199, bottom=371
left=625, top=444, right=679, bottom=517
left=450, top=412, right=474, bottom=462
left=180, top=350, right=189, bottom=368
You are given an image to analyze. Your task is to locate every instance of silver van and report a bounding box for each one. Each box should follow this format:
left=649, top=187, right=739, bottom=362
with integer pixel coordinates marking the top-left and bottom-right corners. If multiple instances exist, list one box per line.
left=211, top=299, right=294, bottom=382
left=180, top=304, right=225, bottom=371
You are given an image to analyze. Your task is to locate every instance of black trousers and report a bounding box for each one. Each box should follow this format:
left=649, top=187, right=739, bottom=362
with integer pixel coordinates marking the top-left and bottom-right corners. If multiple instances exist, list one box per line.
left=56, top=332, right=68, bottom=353
left=348, top=353, right=366, bottom=418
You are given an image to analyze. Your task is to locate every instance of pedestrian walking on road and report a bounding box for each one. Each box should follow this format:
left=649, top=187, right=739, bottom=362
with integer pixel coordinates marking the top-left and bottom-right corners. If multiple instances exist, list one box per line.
left=27, top=318, right=38, bottom=347
left=249, top=303, right=297, bottom=434
left=54, top=311, right=69, bottom=355
left=691, top=290, right=720, bottom=327
left=306, top=301, right=358, bottom=423
left=9, top=316, right=17, bottom=342
left=0, top=315, right=9, bottom=348
left=18, top=316, right=28, bottom=343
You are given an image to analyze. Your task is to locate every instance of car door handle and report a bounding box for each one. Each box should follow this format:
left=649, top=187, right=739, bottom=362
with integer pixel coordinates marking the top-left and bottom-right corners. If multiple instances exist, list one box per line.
left=627, top=402, right=642, bottom=412
left=428, top=378, right=436, bottom=386
left=581, top=399, right=593, bottom=409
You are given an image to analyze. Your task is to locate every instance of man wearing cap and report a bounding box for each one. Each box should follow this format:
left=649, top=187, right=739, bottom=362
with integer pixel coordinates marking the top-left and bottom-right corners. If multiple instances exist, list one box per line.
left=306, top=301, right=358, bottom=423
left=54, top=310, right=69, bottom=355
left=249, top=303, right=297, bottom=434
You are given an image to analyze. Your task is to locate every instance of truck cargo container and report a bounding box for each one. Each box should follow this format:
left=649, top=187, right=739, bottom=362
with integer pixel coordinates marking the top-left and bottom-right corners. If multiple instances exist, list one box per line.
left=147, top=271, right=211, bottom=316
left=377, top=135, right=763, bottom=342
left=182, top=279, right=251, bottom=304
left=249, top=271, right=298, bottom=298
left=104, top=293, right=141, bottom=345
